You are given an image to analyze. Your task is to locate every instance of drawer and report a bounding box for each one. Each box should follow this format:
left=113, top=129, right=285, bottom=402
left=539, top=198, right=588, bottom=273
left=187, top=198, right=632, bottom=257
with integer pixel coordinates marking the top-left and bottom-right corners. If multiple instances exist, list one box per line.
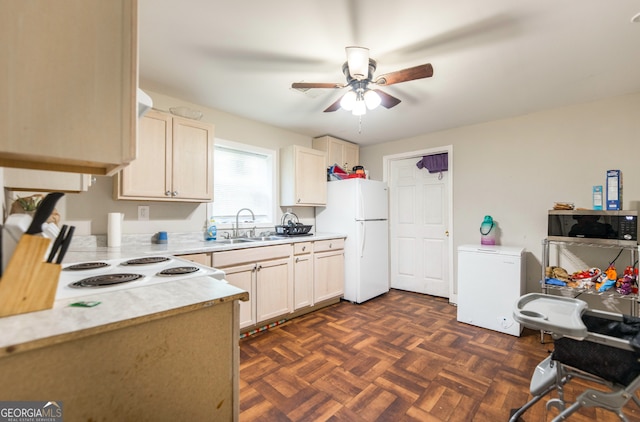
left=314, top=238, right=344, bottom=253
left=294, top=242, right=313, bottom=255
left=212, top=244, right=292, bottom=267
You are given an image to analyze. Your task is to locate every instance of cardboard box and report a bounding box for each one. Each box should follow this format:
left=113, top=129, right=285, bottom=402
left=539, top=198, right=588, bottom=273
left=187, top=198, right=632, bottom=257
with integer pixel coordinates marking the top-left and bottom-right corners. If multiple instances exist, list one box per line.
left=593, top=185, right=603, bottom=210
left=606, top=170, right=622, bottom=210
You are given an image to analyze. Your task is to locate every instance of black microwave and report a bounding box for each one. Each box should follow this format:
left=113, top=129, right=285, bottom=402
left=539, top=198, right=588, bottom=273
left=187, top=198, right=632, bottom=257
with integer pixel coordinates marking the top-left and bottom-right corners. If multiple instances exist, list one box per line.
left=548, top=210, right=638, bottom=246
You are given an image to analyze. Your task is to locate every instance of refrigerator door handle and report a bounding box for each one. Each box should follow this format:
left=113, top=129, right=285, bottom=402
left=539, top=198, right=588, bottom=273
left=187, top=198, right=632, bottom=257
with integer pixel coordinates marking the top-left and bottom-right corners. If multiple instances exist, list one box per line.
left=360, top=221, right=365, bottom=258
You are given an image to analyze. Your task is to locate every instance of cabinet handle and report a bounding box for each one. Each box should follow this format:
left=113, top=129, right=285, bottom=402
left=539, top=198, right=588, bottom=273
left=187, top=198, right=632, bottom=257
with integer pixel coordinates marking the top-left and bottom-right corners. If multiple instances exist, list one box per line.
left=172, top=191, right=178, bottom=197
left=329, top=243, right=332, bottom=248
left=295, top=257, right=300, bottom=263
left=297, top=198, right=301, bottom=203
left=165, top=191, right=171, bottom=196
left=302, top=246, right=306, bottom=251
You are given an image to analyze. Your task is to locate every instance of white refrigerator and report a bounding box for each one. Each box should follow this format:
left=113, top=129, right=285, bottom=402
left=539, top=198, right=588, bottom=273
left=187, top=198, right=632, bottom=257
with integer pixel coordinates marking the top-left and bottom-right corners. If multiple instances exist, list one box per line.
left=315, top=179, right=389, bottom=303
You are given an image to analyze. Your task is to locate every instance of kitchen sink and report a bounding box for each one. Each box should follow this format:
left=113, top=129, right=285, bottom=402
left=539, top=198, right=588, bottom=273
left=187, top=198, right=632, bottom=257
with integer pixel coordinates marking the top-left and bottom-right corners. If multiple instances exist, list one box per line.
left=248, top=235, right=288, bottom=241
left=213, top=238, right=257, bottom=244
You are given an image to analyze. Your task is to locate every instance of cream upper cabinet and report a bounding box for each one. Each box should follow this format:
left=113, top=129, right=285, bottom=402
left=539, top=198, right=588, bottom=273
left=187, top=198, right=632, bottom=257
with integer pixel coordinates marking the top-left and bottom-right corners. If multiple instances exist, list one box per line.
left=0, top=0, right=138, bottom=176
left=280, top=145, right=327, bottom=206
left=312, top=135, right=359, bottom=171
left=114, top=110, right=214, bottom=202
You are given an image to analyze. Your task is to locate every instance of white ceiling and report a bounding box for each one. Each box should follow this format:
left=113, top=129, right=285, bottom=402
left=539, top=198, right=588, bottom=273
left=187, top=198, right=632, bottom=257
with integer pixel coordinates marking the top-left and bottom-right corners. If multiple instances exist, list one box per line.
left=139, top=1, right=640, bottom=146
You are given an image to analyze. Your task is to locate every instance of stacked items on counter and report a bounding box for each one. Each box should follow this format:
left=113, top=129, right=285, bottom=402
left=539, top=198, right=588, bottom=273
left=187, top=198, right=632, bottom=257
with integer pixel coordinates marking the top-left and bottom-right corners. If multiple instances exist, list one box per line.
left=545, top=264, right=638, bottom=295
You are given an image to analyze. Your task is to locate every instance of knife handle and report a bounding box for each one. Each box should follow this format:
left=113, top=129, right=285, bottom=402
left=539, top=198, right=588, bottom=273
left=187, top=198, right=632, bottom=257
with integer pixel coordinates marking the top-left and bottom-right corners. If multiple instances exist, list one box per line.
left=47, top=225, right=68, bottom=263
left=55, top=226, right=75, bottom=264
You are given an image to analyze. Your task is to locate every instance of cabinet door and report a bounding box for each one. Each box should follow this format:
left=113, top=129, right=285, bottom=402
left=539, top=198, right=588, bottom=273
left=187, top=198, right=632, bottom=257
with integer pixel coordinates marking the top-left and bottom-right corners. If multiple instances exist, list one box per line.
left=118, top=110, right=171, bottom=199
left=294, top=254, right=313, bottom=310
left=171, top=117, right=214, bottom=200
left=222, top=263, right=256, bottom=329
left=342, top=143, right=359, bottom=171
left=280, top=145, right=327, bottom=206
left=314, top=250, right=345, bottom=302
left=256, top=257, right=292, bottom=323
left=295, top=147, right=326, bottom=205
left=326, top=139, right=344, bottom=168
left=0, top=0, right=137, bottom=176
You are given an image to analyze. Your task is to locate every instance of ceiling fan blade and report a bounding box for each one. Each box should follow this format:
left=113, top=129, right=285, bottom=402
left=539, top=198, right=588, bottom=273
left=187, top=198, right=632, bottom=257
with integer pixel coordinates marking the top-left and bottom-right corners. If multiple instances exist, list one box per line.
left=373, top=89, right=401, bottom=109
left=374, top=63, right=433, bottom=86
left=292, top=82, right=345, bottom=90
left=323, top=95, right=344, bottom=112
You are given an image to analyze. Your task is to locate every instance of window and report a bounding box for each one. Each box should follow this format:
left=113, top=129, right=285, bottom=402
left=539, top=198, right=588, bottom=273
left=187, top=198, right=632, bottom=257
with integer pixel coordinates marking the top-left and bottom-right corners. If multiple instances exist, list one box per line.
left=208, top=139, right=276, bottom=226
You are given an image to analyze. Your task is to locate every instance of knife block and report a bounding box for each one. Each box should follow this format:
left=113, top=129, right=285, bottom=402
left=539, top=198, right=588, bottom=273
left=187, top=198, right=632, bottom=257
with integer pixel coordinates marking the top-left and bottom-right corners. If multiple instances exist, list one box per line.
left=0, top=235, right=61, bottom=317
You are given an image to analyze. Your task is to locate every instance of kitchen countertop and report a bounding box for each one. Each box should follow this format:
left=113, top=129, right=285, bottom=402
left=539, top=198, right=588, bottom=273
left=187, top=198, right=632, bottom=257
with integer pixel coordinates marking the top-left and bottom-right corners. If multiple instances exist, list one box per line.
left=0, top=232, right=345, bottom=357
left=63, top=232, right=346, bottom=262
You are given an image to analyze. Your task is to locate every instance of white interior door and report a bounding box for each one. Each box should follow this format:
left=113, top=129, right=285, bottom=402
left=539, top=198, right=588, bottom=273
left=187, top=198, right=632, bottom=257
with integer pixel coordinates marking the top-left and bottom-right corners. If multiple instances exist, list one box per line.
left=389, top=156, right=450, bottom=297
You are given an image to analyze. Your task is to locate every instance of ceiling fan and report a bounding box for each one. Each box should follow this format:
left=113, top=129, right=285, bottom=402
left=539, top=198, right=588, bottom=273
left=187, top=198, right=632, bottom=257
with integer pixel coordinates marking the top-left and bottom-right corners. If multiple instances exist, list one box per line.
left=291, top=46, right=434, bottom=115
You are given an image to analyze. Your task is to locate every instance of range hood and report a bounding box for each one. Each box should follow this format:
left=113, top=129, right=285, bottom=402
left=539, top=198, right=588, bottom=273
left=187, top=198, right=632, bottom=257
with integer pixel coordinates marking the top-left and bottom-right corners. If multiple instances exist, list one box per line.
left=137, top=88, right=153, bottom=117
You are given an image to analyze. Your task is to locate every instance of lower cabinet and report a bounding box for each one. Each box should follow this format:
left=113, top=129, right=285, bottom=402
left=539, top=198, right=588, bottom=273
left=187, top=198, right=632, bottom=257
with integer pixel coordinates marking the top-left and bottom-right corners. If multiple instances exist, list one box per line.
left=212, top=245, right=293, bottom=329
left=211, top=238, right=345, bottom=331
left=314, top=239, right=345, bottom=303
left=293, top=242, right=313, bottom=310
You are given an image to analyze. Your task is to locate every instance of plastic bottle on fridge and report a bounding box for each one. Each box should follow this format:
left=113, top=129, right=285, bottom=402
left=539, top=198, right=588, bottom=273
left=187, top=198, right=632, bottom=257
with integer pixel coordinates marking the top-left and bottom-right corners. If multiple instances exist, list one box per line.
left=480, top=215, right=496, bottom=245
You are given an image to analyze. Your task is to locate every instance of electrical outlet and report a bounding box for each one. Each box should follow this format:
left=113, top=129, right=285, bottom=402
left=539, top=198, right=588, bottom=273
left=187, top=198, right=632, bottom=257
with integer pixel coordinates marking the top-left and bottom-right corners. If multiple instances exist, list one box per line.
left=138, top=206, right=149, bottom=221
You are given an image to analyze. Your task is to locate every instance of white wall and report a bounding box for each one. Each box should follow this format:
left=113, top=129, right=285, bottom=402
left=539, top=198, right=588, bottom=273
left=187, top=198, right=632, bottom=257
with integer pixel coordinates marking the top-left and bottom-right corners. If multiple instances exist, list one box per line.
left=359, top=92, right=640, bottom=294
left=62, top=90, right=315, bottom=236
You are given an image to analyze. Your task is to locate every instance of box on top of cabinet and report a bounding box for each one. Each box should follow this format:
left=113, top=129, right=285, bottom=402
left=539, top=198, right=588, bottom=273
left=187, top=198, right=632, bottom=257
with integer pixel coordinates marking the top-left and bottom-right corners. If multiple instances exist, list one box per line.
left=606, top=170, right=621, bottom=210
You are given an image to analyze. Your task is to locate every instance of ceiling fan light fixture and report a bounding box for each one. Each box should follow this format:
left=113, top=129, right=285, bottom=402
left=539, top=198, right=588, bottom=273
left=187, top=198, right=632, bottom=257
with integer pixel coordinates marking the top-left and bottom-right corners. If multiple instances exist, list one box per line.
left=352, top=100, right=366, bottom=116
left=345, top=46, right=369, bottom=80
left=364, top=89, right=381, bottom=110
left=340, top=90, right=357, bottom=111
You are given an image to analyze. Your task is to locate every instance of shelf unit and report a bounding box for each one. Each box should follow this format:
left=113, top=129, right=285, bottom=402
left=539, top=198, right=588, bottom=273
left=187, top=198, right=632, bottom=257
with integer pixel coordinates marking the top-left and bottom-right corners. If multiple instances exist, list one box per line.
left=542, top=238, right=638, bottom=316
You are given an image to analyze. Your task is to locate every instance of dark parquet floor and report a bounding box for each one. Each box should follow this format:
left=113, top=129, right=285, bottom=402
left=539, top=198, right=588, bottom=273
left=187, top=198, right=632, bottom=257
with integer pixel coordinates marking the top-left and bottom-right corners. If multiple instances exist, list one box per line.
left=239, top=289, right=640, bottom=421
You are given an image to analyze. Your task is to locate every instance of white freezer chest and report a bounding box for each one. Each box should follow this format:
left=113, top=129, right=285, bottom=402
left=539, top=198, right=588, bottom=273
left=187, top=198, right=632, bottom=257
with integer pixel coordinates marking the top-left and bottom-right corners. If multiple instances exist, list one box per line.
left=456, top=245, right=526, bottom=336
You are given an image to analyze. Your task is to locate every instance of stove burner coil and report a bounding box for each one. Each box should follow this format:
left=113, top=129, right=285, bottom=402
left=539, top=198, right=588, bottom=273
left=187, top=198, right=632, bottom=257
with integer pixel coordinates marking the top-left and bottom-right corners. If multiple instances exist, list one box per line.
left=70, top=273, right=144, bottom=288
left=122, top=256, right=171, bottom=266
left=64, top=262, right=110, bottom=271
left=157, top=266, right=200, bottom=276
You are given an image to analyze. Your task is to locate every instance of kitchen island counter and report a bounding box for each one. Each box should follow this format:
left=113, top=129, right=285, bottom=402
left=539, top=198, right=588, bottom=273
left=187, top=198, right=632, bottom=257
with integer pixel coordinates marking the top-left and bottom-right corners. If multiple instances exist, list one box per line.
left=0, top=275, right=248, bottom=421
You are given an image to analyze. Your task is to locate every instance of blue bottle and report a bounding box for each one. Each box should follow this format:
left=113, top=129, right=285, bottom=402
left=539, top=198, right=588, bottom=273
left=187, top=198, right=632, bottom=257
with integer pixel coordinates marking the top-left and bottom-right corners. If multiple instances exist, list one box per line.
left=205, top=218, right=217, bottom=241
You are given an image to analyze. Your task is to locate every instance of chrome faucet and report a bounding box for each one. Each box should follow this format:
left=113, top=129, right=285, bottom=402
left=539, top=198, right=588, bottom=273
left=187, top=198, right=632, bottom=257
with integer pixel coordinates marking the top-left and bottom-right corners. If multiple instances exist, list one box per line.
left=234, top=208, right=255, bottom=238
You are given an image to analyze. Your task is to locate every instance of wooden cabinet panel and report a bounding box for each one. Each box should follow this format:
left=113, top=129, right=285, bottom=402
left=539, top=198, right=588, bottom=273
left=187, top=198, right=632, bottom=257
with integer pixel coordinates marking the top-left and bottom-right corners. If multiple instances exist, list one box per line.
left=119, top=110, right=171, bottom=199
left=223, top=263, right=256, bottom=329
left=213, top=244, right=293, bottom=328
left=312, top=135, right=359, bottom=171
left=178, top=253, right=211, bottom=267
left=314, top=238, right=345, bottom=253
left=314, top=249, right=345, bottom=303
left=115, top=110, right=214, bottom=202
left=3, top=168, right=93, bottom=193
left=171, top=117, right=214, bottom=200
left=0, top=0, right=137, bottom=176
left=294, top=253, right=313, bottom=310
left=256, top=258, right=291, bottom=323
left=280, top=145, right=326, bottom=206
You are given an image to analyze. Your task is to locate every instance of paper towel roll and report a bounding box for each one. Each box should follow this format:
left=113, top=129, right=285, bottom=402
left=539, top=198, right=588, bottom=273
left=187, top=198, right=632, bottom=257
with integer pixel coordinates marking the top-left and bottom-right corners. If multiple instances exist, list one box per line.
left=108, top=213, right=123, bottom=247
